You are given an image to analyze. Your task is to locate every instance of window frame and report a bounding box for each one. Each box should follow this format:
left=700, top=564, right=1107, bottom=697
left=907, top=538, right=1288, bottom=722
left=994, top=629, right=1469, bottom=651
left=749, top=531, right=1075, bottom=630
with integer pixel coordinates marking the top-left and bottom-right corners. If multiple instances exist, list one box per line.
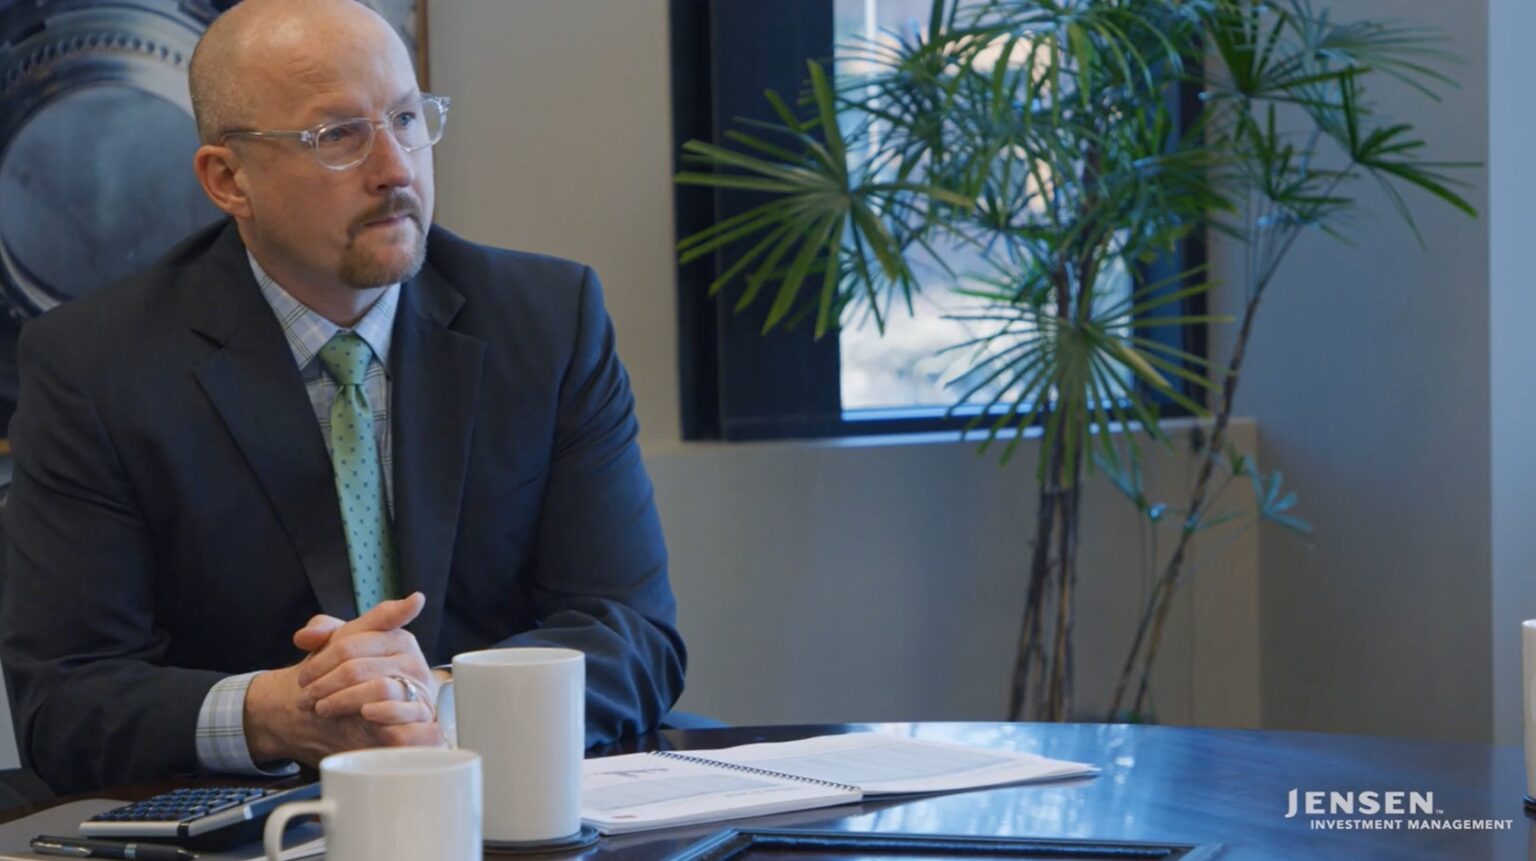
left=671, top=0, right=1207, bottom=442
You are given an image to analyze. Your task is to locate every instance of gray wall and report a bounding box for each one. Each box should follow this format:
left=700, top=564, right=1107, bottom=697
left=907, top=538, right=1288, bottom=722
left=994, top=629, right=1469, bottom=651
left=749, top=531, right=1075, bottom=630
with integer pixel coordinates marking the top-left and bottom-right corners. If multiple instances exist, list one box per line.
left=1489, top=0, right=1536, bottom=747
left=427, top=0, right=680, bottom=444
left=1206, top=0, right=1492, bottom=741
left=644, top=426, right=1262, bottom=727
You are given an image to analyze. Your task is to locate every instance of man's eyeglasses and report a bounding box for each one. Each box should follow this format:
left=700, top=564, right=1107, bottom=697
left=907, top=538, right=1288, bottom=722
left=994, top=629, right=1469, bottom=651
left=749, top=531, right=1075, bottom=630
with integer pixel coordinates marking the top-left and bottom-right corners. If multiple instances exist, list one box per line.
left=220, top=95, right=451, bottom=170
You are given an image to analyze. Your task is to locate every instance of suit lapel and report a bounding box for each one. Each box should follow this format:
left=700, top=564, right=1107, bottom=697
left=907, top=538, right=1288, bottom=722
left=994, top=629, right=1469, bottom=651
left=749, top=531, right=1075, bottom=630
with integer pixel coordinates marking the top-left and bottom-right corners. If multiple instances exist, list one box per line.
left=180, top=223, right=485, bottom=644
left=188, top=224, right=358, bottom=620
left=391, top=257, right=484, bottom=659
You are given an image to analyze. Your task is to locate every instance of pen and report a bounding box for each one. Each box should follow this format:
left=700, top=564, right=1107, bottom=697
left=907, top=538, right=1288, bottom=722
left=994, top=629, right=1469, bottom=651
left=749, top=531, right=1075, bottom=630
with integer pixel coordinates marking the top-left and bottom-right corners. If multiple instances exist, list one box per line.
left=30, top=835, right=195, bottom=860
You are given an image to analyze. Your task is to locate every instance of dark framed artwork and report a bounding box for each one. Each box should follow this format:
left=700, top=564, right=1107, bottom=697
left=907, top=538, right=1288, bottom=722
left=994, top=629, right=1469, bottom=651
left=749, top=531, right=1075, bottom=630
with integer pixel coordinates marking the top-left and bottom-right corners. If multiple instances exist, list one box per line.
left=670, top=828, right=1224, bottom=861
left=0, top=0, right=428, bottom=431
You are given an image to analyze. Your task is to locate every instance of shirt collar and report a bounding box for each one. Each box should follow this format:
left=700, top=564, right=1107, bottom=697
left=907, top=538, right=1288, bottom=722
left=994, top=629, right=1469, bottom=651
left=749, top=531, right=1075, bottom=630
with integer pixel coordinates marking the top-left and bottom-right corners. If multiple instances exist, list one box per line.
left=248, top=252, right=400, bottom=375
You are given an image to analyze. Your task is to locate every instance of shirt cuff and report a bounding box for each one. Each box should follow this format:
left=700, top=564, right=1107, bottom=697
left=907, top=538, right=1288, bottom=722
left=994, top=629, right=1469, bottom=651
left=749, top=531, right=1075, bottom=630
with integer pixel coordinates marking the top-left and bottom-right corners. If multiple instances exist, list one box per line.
left=195, top=671, right=301, bottom=777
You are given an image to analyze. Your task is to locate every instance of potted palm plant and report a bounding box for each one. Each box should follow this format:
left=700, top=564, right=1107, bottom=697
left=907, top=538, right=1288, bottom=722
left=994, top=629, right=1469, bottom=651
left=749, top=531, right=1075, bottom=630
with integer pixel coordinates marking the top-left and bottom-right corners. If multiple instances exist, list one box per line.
left=675, top=0, right=1475, bottom=721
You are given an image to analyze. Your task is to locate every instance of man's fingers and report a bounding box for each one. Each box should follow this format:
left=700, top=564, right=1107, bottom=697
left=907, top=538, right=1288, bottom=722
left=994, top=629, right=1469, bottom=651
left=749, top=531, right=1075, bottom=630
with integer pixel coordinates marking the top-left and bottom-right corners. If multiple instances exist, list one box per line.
left=294, top=592, right=423, bottom=659
left=313, top=671, right=425, bottom=719
left=360, top=698, right=436, bottom=726
left=292, top=614, right=345, bottom=652
left=304, top=648, right=429, bottom=702
left=297, top=628, right=422, bottom=687
left=341, top=592, right=426, bottom=639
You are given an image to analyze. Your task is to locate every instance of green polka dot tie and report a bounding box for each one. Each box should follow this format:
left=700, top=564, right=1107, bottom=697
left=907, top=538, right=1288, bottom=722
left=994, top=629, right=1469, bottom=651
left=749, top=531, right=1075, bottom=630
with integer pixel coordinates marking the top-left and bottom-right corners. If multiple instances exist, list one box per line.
left=318, top=332, right=399, bottom=614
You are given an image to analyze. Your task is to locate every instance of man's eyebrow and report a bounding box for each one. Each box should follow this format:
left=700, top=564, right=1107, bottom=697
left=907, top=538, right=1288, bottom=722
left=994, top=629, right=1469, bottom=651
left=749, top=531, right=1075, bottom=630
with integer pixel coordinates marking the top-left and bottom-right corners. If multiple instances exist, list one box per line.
left=301, top=93, right=422, bottom=124
left=302, top=103, right=362, bottom=125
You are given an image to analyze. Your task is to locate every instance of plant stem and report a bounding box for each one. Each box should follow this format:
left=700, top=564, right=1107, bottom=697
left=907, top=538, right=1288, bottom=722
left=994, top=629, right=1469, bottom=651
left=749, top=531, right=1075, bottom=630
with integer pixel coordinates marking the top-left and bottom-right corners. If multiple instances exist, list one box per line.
left=1110, top=149, right=1350, bottom=717
left=1047, top=442, right=1083, bottom=720
left=1010, top=418, right=1063, bottom=720
left=1111, top=285, right=1263, bottom=717
left=1109, top=562, right=1164, bottom=716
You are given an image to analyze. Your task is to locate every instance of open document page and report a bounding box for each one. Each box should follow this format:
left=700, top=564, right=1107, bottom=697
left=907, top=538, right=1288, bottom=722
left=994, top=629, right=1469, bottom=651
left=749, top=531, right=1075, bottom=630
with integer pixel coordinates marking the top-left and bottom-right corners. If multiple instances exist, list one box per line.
left=687, top=731, right=1098, bottom=796
left=581, top=752, right=862, bottom=835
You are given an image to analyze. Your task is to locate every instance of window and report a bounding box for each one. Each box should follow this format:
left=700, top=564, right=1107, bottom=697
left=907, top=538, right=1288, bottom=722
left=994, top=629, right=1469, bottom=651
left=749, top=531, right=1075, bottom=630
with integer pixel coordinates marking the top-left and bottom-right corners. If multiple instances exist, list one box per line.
left=671, top=0, right=1205, bottom=441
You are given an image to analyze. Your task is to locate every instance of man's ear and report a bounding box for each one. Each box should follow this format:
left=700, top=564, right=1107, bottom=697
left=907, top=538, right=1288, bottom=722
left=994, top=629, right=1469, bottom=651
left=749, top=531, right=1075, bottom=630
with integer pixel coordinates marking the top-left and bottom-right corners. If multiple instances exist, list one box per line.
left=193, top=144, right=253, bottom=219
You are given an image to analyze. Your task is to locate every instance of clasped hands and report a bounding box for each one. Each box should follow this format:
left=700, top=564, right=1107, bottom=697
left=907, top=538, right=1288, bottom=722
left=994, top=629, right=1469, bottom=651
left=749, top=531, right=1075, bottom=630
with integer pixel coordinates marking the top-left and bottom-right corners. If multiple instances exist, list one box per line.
left=244, top=592, right=448, bottom=766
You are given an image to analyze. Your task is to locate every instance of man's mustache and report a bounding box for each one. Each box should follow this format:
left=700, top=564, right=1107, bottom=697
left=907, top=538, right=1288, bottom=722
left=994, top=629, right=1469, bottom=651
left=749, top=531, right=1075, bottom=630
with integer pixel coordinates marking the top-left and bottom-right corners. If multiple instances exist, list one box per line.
left=352, top=195, right=422, bottom=234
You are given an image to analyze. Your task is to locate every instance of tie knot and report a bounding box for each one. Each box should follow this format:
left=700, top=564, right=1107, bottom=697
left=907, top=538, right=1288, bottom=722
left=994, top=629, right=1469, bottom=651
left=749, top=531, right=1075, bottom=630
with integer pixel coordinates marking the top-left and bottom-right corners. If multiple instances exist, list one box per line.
left=318, top=331, right=374, bottom=386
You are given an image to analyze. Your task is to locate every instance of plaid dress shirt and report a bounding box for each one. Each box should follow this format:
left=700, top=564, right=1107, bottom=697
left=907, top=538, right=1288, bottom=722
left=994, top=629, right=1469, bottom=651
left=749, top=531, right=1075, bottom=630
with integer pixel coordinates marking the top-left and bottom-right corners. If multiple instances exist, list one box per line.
left=194, top=255, right=400, bottom=775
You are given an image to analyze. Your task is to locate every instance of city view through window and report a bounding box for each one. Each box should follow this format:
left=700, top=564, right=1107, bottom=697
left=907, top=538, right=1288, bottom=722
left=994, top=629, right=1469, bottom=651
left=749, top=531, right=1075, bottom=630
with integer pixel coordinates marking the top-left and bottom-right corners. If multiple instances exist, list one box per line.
left=833, top=0, right=1133, bottom=416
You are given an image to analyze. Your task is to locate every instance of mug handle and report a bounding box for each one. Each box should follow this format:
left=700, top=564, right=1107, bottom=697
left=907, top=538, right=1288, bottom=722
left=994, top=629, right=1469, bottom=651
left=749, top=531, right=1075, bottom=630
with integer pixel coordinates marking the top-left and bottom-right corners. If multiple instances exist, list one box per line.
left=264, top=798, right=334, bottom=861
left=436, top=677, right=458, bottom=749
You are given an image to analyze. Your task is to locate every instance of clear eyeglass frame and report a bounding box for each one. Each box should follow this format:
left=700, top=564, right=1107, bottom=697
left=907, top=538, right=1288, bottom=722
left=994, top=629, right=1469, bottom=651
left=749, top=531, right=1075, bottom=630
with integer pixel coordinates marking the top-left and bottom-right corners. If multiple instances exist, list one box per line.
left=219, top=94, right=451, bottom=171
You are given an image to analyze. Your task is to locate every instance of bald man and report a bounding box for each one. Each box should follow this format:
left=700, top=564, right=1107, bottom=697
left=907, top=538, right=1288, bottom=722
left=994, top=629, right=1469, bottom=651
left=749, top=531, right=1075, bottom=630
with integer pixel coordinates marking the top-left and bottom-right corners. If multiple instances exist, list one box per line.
left=0, top=0, right=684, bottom=793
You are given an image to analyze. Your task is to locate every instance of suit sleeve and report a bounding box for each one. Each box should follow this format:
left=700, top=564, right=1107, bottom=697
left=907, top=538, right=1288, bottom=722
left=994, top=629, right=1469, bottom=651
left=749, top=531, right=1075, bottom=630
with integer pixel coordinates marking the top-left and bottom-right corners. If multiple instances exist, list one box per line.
left=491, top=266, right=686, bottom=745
left=0, top=321, right=226, bottom=793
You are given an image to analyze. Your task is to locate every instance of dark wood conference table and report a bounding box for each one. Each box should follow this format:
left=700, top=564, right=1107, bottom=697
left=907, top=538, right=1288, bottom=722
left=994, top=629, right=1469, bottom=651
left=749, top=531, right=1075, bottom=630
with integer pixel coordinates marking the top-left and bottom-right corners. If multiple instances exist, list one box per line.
left=4, top=721, right=1530, bottom=860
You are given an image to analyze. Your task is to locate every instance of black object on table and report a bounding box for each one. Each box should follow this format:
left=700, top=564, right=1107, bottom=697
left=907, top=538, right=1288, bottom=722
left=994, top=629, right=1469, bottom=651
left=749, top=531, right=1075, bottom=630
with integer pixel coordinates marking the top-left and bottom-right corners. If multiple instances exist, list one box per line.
left=31, top=833, right=196, bottom=860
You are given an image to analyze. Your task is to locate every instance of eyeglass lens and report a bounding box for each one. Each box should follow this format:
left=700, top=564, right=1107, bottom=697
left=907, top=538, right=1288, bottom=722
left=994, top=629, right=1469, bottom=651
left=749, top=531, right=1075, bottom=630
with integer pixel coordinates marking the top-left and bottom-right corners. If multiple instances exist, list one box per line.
left=315, top=99, right=447, bottom=167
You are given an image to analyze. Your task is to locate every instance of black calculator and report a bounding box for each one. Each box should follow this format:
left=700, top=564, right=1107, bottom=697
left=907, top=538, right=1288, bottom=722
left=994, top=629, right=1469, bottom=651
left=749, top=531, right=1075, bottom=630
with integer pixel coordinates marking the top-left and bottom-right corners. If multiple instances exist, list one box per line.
left=80, top=783, right=320, bottom=848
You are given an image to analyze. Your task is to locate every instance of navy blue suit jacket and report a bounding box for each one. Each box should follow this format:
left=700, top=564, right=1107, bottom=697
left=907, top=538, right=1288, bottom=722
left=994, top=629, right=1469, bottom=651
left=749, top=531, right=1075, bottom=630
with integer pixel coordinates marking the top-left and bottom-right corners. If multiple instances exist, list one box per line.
left=0, top=220, right=685, bottom=792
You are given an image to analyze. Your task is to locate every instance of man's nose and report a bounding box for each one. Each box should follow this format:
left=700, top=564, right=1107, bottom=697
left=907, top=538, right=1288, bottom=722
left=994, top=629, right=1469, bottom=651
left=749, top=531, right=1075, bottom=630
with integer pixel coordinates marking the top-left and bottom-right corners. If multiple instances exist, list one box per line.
left=366, top=126, right=416, bottom=191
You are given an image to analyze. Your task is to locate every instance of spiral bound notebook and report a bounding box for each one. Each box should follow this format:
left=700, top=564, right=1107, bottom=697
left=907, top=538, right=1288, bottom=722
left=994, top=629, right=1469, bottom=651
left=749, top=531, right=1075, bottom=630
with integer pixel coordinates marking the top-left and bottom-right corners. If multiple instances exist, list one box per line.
left=581, top=732, right=1098, bottom=835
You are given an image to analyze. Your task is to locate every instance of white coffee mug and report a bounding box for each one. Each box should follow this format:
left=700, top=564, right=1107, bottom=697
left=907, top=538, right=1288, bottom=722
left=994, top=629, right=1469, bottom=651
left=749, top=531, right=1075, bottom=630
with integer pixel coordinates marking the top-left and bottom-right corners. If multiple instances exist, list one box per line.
left=437, top=647, right=585, bottom=843
left=263, top=747, right=481, bottom=861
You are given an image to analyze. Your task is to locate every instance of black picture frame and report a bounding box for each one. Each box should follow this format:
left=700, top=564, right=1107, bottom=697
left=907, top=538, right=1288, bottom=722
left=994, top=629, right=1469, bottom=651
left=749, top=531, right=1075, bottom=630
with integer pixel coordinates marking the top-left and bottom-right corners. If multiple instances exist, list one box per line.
left=668, top=827, right=1225, bottom=861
